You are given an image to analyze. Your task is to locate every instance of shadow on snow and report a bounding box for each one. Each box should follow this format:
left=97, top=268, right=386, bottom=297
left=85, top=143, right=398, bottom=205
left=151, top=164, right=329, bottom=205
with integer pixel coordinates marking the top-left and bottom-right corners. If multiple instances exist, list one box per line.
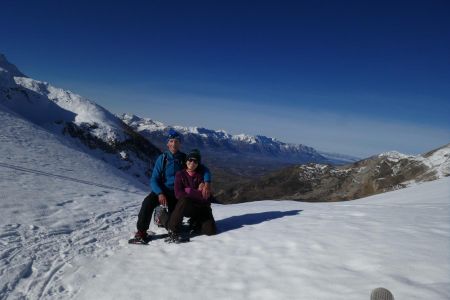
left=216, top=210, right=302, bottom=234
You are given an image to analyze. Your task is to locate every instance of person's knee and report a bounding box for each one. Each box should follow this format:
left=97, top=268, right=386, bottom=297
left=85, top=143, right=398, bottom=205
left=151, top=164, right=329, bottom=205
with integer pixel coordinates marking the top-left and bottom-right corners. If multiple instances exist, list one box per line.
left=176, top=197, right=193, bottom=212
left=143, top=192, right=160, bottom=206
left=178, top=197, right=191, bottom=204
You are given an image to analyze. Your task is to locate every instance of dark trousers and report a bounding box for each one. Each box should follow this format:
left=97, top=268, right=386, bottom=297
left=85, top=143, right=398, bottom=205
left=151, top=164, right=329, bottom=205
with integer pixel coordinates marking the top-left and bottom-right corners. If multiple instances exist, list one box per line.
left=136, top=191, right=177, bottom=232
left=168, top=197, right=217, bottom=236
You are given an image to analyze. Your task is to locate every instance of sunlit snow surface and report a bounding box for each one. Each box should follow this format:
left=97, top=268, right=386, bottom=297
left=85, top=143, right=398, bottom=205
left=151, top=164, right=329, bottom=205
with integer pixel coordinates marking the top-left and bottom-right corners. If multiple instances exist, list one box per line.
left=1, top=105, right=449, bottom=300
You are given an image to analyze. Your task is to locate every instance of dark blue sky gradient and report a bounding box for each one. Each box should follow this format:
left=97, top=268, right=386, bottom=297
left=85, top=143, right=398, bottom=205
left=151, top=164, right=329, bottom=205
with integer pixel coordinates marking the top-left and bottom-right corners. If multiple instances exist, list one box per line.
left=1, top=0, right=449, bottom=156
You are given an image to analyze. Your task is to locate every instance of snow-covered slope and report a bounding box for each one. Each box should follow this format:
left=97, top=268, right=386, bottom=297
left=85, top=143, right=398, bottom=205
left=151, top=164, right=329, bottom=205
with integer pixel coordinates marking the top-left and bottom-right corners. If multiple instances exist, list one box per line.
left=0, top=103, right=148, bottom=299
left=76, top=178, right=449, bottom=300
left=1, top=104, right=449, bottom=299
left=0, top=54, right=160, bottom=182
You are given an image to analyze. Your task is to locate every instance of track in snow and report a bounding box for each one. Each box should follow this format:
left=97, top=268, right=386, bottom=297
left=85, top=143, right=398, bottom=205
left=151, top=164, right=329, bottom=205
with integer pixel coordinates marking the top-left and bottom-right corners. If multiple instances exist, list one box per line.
left=0, top=199, right=140, bottom=299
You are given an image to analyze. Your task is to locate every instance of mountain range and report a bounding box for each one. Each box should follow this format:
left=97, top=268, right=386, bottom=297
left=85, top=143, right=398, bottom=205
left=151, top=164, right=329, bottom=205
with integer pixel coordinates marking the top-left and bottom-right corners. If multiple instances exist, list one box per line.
left=1, top=53, right=448, bottom=203
left=120, top=113, right=358, bottom=177
left=219, top=143, right=450, bottom=203
left=120, top=113, right=331, bottom=164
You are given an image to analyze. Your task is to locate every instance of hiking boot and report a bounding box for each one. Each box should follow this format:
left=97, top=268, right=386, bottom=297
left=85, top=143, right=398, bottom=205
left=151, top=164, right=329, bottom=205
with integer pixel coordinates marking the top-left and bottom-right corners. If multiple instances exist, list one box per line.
left=135, top=230, right=148, bottom=239
left=128, top=230, right=151, bottom=244
left=165, top=231, right=190, bottom=244
left=188, top=219, right=202, bottom=236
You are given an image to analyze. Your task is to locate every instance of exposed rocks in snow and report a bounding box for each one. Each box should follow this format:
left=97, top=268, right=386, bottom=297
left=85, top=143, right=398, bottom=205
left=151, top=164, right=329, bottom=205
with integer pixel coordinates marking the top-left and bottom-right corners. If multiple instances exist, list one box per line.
left=219, top=143, right=450, bottom=203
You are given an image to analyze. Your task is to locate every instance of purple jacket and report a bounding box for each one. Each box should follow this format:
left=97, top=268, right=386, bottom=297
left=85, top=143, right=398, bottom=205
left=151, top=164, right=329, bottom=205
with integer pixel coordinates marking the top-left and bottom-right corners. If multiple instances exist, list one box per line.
left=174, top=170, right=210, bottom=204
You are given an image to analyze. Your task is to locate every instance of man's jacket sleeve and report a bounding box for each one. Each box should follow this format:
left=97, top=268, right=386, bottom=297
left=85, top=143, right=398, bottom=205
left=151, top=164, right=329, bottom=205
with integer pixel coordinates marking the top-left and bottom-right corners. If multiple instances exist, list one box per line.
left=150, top=155, right=164, bottom=195
left=202, top=164, right=212, bottom=183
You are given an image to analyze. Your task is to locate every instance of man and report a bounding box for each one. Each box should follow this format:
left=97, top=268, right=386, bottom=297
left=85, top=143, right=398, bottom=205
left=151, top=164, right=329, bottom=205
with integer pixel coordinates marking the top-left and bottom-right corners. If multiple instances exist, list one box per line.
left=130, top=129, right=211, bottom=243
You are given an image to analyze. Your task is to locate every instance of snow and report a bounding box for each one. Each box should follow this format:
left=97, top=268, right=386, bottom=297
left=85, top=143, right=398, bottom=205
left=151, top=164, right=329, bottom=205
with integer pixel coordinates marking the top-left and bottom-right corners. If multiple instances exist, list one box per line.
left=1, top=104, right=449, bottom=300
left=79, top=180, right=449, bottom=300
left=378, top=150, right=413, bottom=162
left=1, top=55, right=128, bottom=144
left=379, top=145, right=450, bottom=179
left=422, top=145, right=450, bottom=178
left=232, top=133, right=258, bottom=144
left=0, top=104, right=147, bottom=299
left=120, top=113, right=166, bottom=132
left=11, top=77, right=127, bottom=142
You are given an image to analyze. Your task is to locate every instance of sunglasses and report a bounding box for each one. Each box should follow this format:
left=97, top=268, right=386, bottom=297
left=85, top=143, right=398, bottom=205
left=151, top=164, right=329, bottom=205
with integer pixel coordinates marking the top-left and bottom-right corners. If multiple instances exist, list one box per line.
left=187, top=158, right=198, bottom=163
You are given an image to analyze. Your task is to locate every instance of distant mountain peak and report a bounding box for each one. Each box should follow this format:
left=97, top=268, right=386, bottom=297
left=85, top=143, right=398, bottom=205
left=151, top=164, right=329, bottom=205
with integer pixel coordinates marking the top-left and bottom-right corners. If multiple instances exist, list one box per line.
left=121, top=113, right=166, bottom=131
left=0, top=54, right=27, bottom=78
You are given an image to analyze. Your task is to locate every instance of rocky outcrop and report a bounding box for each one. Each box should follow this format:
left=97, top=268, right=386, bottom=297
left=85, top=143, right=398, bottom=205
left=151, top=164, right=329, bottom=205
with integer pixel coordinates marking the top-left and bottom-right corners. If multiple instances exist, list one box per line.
left=218, top=144, right=450, bottom=203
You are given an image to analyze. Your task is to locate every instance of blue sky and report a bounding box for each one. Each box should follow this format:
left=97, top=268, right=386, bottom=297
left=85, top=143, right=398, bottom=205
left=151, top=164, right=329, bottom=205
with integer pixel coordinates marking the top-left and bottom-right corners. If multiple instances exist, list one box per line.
left=1, top=0, right=449, bottom=157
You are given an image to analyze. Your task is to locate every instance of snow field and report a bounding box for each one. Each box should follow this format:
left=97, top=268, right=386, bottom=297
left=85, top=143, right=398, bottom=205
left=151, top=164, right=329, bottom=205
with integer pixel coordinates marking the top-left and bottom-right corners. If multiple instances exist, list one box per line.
left=0, top=106, right=146, bottom=299
left=1, top=104, right=449, bottom=299
left=74, top=178, right=449, bottom=300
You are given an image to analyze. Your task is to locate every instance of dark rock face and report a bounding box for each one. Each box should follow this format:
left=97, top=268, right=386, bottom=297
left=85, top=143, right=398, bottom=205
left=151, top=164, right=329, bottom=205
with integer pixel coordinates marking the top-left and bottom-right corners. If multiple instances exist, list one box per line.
left=62, top=121, right=161, bottom=179
left=217, top=145, right=449, bottom=203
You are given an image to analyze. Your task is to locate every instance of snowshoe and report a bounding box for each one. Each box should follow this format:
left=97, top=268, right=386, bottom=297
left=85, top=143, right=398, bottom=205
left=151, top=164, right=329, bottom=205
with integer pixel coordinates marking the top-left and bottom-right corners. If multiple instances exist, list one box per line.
left=188, top=218, right=202, bottom=236
left=164, top=231, right=190, bottom=244
left=128, top=231, right=152, bottom=245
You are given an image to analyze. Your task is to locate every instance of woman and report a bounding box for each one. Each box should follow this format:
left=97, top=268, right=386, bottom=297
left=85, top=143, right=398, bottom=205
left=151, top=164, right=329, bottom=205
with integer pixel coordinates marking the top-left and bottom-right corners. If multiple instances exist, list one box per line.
left=167, top=149, right=217, bottom=242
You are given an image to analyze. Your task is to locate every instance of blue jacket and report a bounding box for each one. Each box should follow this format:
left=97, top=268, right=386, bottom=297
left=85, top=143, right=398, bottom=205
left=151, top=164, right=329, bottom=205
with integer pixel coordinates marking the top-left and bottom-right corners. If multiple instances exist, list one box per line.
left=150, top=150, right=211, bottom=195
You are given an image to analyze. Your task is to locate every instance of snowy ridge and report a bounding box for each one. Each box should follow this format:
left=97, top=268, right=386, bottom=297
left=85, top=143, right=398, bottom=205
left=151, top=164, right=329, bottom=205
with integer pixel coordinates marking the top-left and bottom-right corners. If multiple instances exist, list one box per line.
left=378, top=150, right=414, bottom=162
left=0, top=54, right=160, bottom=182
left=121, top=113, right=166, bottom=132
left=121, top=113, right=326, bottom=160
left=6, top=75, right=126, bottom=142
left=122, top=114, right=234, bottom=141
left=421, top=144, right=450, bottom=179
left=379, top=145, right=450, bottom=179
